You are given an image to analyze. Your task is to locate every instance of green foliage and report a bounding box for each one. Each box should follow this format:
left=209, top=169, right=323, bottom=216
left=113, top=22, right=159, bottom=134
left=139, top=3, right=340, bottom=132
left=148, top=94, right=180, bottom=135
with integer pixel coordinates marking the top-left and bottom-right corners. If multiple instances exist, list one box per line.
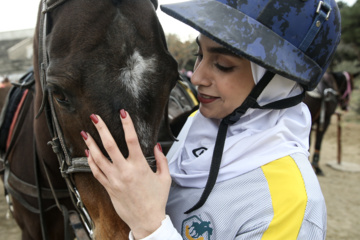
left=339, top=0, right=360, bottom=47
left=332, top=1, right=360, bottom=74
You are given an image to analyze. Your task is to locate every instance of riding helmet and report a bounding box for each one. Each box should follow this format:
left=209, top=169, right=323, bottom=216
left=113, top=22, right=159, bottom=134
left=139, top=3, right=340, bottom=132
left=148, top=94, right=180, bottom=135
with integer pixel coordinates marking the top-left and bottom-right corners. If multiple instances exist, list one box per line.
left=161, top=0, right=341, bottom=91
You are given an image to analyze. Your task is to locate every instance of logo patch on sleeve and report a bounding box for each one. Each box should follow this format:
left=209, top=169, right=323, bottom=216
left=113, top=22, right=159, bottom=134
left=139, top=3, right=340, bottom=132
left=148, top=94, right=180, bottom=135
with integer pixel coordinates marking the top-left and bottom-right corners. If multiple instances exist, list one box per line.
left=181, top=215, right=213, bottom=240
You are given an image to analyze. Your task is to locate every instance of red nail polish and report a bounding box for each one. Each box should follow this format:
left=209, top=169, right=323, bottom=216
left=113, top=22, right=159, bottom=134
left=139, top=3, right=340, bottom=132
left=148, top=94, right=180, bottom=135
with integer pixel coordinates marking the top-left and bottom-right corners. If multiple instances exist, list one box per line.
left=120, top=109, right=127, bottom=119
left=157, top=143, right=162, bottom=153
left=90, top=114, right=99, bottom=124
left=80, top=131, right=88, bottom=140
left=85, top=149, right=89, bottom=157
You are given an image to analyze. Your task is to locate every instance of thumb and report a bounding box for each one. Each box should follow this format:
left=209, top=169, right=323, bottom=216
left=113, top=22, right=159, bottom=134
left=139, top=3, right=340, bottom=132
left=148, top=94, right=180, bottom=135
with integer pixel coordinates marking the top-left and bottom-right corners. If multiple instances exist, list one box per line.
left=154, top=143, right=169, bottom=176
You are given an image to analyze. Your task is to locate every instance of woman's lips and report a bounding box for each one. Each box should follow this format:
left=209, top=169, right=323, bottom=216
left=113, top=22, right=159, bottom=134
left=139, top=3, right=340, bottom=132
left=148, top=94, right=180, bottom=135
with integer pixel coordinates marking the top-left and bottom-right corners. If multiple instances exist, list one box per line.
left=197, top=93, right=219, bottom=104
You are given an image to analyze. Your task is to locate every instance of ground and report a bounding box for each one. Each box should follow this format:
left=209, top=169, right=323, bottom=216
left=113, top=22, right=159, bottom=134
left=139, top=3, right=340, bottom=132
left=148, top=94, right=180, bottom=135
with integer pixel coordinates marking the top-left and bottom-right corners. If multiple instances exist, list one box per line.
left=313, top=114, right=360, bottom=239
left=0, top=101, right=359, bottom=239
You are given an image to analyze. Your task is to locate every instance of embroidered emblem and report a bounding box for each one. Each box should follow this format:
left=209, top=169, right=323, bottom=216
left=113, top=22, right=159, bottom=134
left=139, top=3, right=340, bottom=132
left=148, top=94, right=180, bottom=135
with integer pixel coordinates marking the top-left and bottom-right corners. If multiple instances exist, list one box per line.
left=181, top=215, right=213, bottom=240
left=192, top=147, right=208, bottom=157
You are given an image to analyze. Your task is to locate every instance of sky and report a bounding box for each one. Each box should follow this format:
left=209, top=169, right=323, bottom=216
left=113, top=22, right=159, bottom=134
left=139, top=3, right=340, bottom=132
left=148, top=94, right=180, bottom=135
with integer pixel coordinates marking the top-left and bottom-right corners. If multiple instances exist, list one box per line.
left=0, top=0, right=357, bottom=42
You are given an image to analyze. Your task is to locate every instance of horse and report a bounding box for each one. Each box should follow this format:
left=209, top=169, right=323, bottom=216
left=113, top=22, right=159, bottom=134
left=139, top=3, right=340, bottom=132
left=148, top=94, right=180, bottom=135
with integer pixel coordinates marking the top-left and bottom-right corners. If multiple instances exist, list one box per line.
left=0, top=77, right=12, bottom=108
left=303, top=71, right=357, bottom=176
left=0, top=0, right=179, bottom=239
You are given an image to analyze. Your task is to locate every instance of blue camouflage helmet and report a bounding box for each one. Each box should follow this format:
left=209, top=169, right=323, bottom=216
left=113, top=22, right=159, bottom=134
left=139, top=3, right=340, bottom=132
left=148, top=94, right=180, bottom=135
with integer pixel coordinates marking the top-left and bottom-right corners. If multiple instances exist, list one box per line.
left=161, top=0, right=341, bottom=91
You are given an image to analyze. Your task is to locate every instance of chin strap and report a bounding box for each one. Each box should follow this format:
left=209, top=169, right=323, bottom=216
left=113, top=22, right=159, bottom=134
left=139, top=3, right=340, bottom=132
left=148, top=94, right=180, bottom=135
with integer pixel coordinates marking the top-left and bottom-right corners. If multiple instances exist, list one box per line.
left=185, top=71, right=305, bottom=214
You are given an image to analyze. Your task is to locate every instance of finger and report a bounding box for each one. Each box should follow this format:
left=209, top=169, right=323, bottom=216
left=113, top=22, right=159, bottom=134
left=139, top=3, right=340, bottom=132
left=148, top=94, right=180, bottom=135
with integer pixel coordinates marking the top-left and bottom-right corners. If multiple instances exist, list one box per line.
left=87, top=149, right=109, bottom=187
left=154, top=144, right=170, bottom=176
left=90, top=114, right=125, bottom=164
left=82, top=131, right=112, bottom=173
left=119, top=110, right=144, bottom=162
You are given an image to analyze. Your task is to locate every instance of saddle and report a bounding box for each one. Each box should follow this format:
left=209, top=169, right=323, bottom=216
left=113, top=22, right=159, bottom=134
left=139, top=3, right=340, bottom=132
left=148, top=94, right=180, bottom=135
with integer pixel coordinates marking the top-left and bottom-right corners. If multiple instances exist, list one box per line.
left=307, top=72, right=336, bottom=99
left=0, top=69, right=35, bottom=157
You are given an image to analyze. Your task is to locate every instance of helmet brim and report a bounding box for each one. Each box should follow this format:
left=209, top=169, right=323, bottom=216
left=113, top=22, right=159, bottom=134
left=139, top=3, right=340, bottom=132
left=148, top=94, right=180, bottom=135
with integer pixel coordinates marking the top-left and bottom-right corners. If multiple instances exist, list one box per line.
left=161, top=0, right=323, bottom=90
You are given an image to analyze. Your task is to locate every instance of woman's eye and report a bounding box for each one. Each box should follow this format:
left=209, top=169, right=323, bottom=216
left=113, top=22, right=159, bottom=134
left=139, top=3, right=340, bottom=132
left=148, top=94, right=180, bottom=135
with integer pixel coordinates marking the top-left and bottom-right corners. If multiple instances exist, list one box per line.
left=215, top=63, right=234, bottom=72
left=194, top=52, right=203, bottom=61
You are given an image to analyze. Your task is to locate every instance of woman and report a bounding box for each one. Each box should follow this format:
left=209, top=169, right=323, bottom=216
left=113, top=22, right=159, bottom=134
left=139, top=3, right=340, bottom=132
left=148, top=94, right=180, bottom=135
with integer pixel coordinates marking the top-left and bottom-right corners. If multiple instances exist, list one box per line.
left=81, top=0, right=341, bottom=239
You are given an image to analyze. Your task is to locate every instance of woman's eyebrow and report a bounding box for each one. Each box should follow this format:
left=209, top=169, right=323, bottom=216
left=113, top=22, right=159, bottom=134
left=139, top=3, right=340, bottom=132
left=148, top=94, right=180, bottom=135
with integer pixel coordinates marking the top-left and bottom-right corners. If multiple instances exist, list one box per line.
left=196, top=37, right=240, bottom=58
left=207, top=46, right=238, bottom=57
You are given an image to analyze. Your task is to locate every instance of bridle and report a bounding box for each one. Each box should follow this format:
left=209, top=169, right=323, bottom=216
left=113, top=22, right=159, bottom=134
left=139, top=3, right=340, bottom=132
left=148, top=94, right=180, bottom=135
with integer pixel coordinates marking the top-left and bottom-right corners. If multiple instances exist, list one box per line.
left=37, top=1, right=158, bottom=239
left=339, top=71, right=352, bottom=110
left=38, top=0, right=94, bottom=238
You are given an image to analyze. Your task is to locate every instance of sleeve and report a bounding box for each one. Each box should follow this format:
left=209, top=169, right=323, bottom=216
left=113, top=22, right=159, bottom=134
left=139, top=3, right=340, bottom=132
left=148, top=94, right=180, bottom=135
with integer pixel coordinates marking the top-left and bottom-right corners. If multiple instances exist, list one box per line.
left=128, top=215, right=182, bottom=240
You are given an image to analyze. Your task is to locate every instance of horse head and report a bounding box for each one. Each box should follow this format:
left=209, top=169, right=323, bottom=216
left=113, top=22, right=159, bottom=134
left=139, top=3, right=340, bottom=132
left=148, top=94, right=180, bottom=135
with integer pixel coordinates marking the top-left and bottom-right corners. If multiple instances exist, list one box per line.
left=32, top=0, right=178, bottom=238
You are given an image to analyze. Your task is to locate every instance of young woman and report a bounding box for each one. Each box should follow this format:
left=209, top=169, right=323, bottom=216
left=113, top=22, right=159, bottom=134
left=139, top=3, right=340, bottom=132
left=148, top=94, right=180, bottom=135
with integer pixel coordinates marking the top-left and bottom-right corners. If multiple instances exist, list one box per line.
left=82, top=0, right=341, bottom=239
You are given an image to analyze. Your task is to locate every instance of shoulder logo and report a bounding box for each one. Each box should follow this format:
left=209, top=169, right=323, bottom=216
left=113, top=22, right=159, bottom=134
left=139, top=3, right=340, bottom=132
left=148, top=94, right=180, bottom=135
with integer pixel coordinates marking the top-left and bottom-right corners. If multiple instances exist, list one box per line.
left=192, top=147, right=208, bottom=157
left=181, top=215, right=213, bottom=240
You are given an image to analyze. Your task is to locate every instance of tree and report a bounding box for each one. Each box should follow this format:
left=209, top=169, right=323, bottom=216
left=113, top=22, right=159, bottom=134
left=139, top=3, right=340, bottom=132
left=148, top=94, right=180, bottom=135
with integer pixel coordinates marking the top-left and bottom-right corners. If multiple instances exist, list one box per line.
left=166, top=34, right=197, bottom=71
left=329, top=1, right=360, bottom=73
left=338, top=0, right=360, bottom=59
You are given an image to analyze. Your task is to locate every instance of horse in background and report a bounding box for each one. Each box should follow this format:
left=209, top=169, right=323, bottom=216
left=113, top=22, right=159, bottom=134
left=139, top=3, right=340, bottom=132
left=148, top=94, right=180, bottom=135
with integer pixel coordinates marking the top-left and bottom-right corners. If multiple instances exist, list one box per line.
left=0, top=77, right=12, bottom=108
left=0, top=0, right=179, bottom=239
left=304, top=71, right=357, bottom=175
left=0, top=76, right=11, bottom=88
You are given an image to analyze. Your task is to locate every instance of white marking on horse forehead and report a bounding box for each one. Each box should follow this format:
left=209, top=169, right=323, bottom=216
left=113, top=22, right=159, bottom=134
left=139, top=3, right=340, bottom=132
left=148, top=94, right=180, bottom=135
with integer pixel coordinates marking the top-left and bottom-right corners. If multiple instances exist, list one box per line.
left=120, top=50, right=156, bottom=99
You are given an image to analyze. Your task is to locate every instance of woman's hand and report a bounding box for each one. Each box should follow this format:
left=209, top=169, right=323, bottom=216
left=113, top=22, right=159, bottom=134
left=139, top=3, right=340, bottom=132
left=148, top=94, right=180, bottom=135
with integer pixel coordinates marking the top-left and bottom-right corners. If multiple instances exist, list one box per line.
left=81, top=110, right=172, bottom=239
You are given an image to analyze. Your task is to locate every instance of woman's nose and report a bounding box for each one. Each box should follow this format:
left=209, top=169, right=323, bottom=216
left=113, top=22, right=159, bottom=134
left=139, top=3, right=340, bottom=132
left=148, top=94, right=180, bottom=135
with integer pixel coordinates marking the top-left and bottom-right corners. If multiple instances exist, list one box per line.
left=191, top=61, right=211, bottom=87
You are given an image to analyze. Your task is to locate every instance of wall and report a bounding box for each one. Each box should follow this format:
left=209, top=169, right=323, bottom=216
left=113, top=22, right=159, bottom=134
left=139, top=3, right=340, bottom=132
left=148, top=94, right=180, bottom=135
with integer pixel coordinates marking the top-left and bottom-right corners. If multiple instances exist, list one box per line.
left=0, top=29, right=34, bottom=77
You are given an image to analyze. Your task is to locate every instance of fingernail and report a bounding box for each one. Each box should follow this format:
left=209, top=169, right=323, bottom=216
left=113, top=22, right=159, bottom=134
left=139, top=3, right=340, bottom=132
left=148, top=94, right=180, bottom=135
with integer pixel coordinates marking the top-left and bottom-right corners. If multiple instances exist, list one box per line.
left=120, top=109, right=127, bottom=119
left=90, top=114, right=99, bottom=124
left=157, top=143, right=162, bottom=153
left=80, top=131, right=88, bottom=140
left=85, top=149, right=89, bottom=157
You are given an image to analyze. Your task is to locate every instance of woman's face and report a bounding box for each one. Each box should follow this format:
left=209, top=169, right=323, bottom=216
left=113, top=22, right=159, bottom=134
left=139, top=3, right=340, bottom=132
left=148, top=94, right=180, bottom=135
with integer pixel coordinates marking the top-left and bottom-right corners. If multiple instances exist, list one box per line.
left=192, top=34, right=254, bottom=119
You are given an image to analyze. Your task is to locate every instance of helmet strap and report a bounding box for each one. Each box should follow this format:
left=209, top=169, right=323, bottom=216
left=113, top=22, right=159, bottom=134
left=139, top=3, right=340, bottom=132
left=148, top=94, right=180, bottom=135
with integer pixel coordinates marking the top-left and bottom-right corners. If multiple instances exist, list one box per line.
left=185, top=71, right=304, bottom=214
left=299, top=0, right=332, bottom=52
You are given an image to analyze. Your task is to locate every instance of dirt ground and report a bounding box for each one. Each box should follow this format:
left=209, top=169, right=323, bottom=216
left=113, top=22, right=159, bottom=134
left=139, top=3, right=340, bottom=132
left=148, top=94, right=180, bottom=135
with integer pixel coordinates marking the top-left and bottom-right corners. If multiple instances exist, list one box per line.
left=312, top=114, right=360, bottom=240
left=0, top=111, right=359, bottom=239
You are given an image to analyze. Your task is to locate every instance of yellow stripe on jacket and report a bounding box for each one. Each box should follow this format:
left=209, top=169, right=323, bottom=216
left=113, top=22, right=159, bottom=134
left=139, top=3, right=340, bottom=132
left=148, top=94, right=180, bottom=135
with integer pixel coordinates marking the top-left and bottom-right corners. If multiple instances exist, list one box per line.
left=261, top=156, right=307, bottom=239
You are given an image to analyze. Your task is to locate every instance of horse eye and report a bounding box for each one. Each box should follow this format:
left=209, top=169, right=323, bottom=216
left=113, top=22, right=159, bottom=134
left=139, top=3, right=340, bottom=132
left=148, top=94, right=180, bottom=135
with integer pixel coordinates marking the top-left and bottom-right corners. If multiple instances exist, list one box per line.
left=52, top=91, right=69, bottom=105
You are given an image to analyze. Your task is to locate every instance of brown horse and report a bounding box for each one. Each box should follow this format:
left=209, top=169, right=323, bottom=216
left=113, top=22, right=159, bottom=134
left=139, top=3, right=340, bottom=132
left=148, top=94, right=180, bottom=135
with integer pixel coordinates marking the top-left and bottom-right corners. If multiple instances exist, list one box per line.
left=0, top=0, right=178, bottom=239
left=304, top=71, right=357, bottom=175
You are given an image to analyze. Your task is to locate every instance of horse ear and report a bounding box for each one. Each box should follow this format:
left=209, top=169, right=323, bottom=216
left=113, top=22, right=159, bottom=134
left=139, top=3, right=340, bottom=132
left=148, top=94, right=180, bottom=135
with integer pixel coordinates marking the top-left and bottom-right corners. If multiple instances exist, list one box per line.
left=150, top=0, right=158, bottom=10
